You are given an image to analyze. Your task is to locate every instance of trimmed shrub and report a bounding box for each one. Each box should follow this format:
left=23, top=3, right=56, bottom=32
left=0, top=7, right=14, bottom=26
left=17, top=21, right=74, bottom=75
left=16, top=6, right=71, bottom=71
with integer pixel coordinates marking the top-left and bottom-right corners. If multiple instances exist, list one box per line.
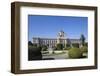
left=42, top=45, right=47, bottom=51
left=64, top=44, right=71, bottom=50
left=81, top=46, right=88, bottom=53
left=68, top=47, right=82, bottom=58
left=56, top=43, right=63, bottom=50
left=28, top=41, right=33, bottom=46
left=84, top=43, right=88, bottom=47
left=63, top=47, right=71, bottom=50
left=72, top=43, right=79, bottom=48
left=33, top=44, right=37, bottom=47
left=53, top=46, right=57, bottom=50
left=28, top=46, right=42, bottom=60
left=37, top=46, right=42, bottom=51
left=66, top=44, right=71, bottom=48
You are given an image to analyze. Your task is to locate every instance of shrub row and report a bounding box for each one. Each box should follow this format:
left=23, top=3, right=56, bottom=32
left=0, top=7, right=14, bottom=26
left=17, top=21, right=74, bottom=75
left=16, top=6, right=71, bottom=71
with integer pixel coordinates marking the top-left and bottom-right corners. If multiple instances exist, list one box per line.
left=68, top=46, right=88, bottom=58
left=41, top=45, right=48, bottom=51
left=68, top=47, right=82, bottom=58
left=28, top=46, right=42, bottom=60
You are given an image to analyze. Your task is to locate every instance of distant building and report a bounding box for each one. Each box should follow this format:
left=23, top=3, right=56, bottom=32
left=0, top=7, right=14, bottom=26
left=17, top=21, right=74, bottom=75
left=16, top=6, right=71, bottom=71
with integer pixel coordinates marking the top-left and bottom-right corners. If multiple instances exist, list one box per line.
left=32, top=30, right=84, bottom=48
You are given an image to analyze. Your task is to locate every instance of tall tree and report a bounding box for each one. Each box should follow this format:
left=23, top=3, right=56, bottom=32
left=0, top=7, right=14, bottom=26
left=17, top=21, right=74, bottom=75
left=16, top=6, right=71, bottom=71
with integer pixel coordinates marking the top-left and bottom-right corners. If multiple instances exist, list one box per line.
left=80, top=34, right=85, bottom=46
left=28, top=41, right=33, bottom=46
left=56, top=43, right=63, bottom=50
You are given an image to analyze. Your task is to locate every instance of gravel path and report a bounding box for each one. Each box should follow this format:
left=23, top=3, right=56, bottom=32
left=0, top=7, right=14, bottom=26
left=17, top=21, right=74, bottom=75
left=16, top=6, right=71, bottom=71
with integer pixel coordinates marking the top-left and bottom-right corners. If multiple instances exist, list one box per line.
left=42, top=51, right=69, bottom=59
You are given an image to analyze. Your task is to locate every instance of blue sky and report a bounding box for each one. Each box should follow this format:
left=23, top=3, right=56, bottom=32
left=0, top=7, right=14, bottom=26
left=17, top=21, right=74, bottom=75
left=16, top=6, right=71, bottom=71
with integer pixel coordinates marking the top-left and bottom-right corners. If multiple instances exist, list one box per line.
left=28, top=15, right=88, bottom=41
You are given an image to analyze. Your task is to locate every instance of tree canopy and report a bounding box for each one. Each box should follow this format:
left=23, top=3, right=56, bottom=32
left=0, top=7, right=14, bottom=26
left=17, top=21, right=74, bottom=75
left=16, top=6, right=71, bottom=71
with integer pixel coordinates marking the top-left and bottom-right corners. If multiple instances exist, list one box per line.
left=80, top=34, right=85, bottom=46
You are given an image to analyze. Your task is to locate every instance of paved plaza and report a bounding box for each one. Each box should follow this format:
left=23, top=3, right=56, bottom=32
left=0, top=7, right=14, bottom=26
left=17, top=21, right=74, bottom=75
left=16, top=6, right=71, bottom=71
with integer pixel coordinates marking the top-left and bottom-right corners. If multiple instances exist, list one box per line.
left=42, top=48, right=69, bottom=60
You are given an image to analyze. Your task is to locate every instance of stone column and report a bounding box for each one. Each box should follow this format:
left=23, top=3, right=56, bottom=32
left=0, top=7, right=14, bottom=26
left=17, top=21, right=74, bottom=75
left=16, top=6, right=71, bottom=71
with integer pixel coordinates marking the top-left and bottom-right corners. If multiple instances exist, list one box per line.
left=65, top=39, right=67, bottom=48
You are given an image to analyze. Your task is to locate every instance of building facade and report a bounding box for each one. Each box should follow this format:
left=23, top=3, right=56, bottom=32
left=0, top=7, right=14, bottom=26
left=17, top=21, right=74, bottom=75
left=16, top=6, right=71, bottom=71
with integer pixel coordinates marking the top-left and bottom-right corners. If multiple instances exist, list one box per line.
left=32, top=30, right=83, bottom=48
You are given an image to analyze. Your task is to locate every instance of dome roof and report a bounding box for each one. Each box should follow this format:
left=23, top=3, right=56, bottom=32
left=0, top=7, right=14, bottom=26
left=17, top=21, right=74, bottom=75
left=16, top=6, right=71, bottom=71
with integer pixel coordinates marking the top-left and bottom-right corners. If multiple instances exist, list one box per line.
left=58, top=30, right=65, bottom=38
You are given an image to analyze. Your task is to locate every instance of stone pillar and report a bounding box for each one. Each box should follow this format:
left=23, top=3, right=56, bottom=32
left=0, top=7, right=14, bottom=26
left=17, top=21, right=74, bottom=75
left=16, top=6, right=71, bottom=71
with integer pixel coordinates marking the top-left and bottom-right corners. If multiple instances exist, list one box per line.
left=57, top=38, right=60, bottom=44
left=65, top=39, right=67, bottom=48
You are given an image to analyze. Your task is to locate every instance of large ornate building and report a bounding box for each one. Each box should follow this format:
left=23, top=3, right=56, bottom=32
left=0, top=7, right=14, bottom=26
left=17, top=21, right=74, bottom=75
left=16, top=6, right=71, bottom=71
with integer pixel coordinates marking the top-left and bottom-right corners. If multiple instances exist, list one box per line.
left=32, top=30, right=83, bottom=48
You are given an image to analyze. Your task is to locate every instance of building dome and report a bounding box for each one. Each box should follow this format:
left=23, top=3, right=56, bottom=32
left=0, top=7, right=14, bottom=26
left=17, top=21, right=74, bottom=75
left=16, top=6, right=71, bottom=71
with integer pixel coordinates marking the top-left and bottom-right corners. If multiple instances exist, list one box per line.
left=58, top=30, right=65, bottom=38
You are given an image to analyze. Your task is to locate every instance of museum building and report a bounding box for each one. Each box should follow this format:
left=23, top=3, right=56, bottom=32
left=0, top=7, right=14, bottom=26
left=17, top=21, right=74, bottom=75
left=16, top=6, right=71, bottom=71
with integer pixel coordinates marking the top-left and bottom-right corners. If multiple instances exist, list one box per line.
left=32, top=30, right=83, bottom=48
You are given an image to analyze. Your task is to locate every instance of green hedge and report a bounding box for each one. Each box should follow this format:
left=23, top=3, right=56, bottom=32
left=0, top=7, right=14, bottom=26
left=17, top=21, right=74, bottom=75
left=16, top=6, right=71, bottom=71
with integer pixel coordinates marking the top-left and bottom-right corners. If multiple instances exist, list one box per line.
left=84, top=43, right=88, bottom=47
left=28, top=46, right=42, bottom=60
left=42, top=45, right=47, bottom=51
left=68, top=47, right=82, bottom=58
left=66, top=44, right=70, bottom=47
left=81, top=46, right=88, bottom=53
left=53, top=46, right=57, bottom=50
left=63, top=47, right=71, bottom=50
left=72, top=43, right=79, bottom=48
left=64, top=44, right=71, bottom=50
left=56, top=43, right=63, bottom=50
